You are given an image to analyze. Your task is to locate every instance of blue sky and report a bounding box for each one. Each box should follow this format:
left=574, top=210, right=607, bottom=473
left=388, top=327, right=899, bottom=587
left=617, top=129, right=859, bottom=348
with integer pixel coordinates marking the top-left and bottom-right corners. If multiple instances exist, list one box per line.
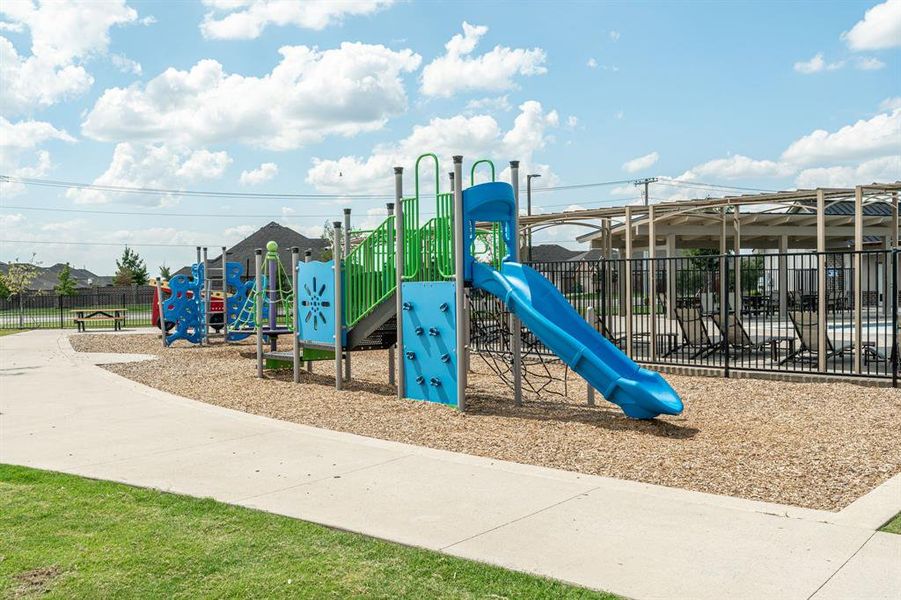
left=0, top=0, right=898, bottom=274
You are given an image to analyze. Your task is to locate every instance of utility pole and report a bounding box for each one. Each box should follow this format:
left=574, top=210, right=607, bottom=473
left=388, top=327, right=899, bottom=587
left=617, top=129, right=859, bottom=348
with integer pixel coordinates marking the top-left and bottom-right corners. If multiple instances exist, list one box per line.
left=633, top=177, right=657, bottom=206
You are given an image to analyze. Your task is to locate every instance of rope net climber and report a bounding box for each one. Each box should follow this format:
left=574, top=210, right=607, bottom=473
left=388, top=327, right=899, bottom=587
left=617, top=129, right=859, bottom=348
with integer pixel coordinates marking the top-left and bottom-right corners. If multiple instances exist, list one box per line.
left=468, top=290, right=570, bottom=399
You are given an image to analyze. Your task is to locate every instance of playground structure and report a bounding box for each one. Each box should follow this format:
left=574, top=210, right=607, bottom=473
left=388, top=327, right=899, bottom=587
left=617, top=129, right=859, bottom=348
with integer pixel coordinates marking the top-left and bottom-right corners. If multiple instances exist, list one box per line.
left=244, top=153, right=683, bottom=420
left=153, top=246, right=258, bottom=346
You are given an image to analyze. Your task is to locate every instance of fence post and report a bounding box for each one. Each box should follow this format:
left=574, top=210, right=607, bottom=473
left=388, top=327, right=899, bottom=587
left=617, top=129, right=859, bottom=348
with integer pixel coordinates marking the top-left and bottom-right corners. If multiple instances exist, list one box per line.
left=721, top=254, right=729, bottom=378
left=893, top=250, right=898, bottom=388
left=624, top=206, right=633, bottom=358
left=58, top=294, right=64, bottom=329
left=586, top=306, right=596, bottom=407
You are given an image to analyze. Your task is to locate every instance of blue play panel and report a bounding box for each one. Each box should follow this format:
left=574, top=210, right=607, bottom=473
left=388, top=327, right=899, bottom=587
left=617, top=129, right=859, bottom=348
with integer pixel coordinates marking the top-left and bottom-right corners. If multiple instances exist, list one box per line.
left=297, top=260, right=344, bottom=345
left=401, top=281, right=457, bottom=405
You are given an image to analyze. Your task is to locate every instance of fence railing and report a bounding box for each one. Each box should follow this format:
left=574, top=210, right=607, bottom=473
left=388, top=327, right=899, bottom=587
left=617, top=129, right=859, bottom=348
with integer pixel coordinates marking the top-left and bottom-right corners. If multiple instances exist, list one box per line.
left=470, top=250, right=899, bottom=384
left=0, top=286, right=157, bottom=330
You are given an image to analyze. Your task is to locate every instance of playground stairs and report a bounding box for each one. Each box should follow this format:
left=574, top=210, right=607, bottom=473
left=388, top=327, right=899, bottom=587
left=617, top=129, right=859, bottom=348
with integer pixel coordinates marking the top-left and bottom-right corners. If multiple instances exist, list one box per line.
left=346, top=292, right=398, bottom=351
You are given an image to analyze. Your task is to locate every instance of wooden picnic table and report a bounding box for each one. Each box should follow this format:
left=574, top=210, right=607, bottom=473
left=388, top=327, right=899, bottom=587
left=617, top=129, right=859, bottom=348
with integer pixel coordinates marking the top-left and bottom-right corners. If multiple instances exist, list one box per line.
left=71, top=308, right=127, bottom=332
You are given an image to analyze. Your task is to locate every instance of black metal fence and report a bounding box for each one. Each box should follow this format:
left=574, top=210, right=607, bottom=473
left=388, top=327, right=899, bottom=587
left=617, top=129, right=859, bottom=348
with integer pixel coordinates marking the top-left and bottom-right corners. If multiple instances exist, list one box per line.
left=470, top=249, right=899, bottom=384
left=0, top=286, right=157, bottom=330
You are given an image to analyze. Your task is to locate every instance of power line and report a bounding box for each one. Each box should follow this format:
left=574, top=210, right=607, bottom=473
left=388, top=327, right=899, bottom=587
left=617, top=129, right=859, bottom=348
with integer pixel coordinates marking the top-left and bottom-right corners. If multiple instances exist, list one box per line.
left=655, top=180, right=778, bottom=193
left=1, top=174, right=641, bottom=200
left=0, top=239, right=209, bottom=248
left=0, top=175, right=394, bottom=200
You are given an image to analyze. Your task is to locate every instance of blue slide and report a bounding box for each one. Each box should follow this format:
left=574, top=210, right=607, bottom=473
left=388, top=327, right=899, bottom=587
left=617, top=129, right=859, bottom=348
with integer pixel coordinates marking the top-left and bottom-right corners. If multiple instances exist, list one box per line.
left=472, top=261, right=683, bottom=419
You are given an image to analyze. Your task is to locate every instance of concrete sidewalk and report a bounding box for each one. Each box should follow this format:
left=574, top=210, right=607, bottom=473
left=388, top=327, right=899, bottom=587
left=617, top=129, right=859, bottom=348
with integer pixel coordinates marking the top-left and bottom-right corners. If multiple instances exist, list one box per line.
left=1, top=329, right=899, bottom=599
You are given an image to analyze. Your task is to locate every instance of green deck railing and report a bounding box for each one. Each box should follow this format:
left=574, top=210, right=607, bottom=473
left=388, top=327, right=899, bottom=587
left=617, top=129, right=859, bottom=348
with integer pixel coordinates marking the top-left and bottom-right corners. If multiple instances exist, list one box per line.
left=344, top=216, right=396, bottom=327
left=342, top=154, right=507, bottom=327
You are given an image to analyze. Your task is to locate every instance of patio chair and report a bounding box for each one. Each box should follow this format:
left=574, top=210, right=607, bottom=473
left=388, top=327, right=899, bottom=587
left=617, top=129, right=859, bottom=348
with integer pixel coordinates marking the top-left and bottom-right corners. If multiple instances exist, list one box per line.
left=780, top=310, right=871, bottom=364
left=663, top=306, right=719, bottom=359
left=710, top=312, right=781, bottom=354
left=597, top=318, right=626, bottom=349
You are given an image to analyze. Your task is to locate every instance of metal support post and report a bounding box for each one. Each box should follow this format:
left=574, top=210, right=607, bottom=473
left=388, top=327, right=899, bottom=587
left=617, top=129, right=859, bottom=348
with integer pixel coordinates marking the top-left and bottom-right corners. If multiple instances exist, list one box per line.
left=333, top=221, right=343, bottom=390
left=221, top=246, right=228, bottom=342
left=291, top=247, right=300, bottom=383
left=648, top=206, right=657, bottom=361
left=453, top=156, right=467, bottom=410
left=255, top=249, right=263, bottom=378
left=733, top=206, right=742, bottom=317
left=343, top=208, right=352, bottom=383
left=778, top=235, right=789, bottom=321
left=624, top=207, right=633, bottom=358
left=510, top=160, right=522, bottom=406
left=854, top=186, right=863, bottom=374
left=156, top=277, right=167, bottom=347
left=386, top=202, right=396, bottom=386
left=586, top=306, right=596, bottom=406
left=394, top=167, right=405, bottom=399
left=202, top=247, right=210, bottom=345
left=304, top=249, right=313, bottom=373
left=817, top=189, right=827, bottom=372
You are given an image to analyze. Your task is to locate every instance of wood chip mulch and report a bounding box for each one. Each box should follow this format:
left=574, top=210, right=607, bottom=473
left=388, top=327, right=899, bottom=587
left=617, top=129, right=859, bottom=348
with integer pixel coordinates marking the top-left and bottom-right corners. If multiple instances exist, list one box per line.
left=70, top=333, right=901, bottom=511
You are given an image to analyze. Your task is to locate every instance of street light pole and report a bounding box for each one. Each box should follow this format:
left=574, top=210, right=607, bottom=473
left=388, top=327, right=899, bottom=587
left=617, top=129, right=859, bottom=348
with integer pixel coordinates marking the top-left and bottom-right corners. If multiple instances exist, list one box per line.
left=526, top=173, right=541, bottom=262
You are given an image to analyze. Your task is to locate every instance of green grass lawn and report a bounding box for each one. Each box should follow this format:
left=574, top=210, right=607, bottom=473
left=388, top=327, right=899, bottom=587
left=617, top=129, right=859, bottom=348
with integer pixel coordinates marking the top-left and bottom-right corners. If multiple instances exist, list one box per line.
left=0, top=465, right=616, bottom=599
left=0, top=329, right=25, bottom=337
left=880, top=511, right=901, bottom=535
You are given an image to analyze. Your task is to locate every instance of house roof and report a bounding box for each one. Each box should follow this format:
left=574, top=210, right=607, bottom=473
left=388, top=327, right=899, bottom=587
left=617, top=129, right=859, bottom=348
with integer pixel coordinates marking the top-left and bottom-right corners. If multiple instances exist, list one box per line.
left=527, top=244, right=582, bottom=262
left=0, top=262, right=113, bottom=291
left=175, top=222, right=329, bottom=278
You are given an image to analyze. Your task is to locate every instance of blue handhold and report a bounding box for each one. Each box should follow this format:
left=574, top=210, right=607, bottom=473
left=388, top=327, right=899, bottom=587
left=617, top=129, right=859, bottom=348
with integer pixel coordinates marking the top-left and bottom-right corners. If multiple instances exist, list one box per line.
left=429, top=377, right=441, bottom=387
left=440, top=353, right=450, bottom=363
left=402, top=301, right=413, bottom=311
left=428, top=327, right=440, bottom=336
left=414, top=326, right=424, bottom=335
left=405, top=351, right=416, bottom=360
left=416, top=375, right=425, bottom=385
left=439, top=302, right=448, bottom=312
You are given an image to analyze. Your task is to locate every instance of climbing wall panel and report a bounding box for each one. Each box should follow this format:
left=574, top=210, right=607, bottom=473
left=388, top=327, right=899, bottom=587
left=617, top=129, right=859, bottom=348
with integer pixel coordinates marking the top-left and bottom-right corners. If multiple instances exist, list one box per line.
left=401, top=281, right=457, bottom=405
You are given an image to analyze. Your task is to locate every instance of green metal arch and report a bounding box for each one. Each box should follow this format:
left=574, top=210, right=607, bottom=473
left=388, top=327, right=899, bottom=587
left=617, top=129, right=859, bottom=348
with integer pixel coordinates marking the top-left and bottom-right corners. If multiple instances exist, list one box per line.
left=470, top=159, right=496, bottom=187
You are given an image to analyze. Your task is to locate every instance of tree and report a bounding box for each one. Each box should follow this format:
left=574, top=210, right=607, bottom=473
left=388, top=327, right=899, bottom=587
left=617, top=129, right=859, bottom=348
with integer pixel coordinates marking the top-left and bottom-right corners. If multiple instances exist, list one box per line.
left=0, top=254, right=40, bottom=328
left=320, top=220, right=336, bottom=260
left=0, top=277, right=9, bottom=300
left=55, top=263, right=77, bottom=296
left=114, top=246, right=149, bottom=285
left=159, top=264, right=172, bottom=279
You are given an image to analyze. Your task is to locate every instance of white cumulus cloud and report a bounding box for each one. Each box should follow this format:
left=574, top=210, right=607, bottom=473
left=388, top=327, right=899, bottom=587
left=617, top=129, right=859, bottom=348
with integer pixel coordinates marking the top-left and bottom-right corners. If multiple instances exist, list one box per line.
left=781, top=107, right=901, bottom=166
left=0, top=0, right=141, bottom=114
left=795, top=156, right=901, bottom=188
left=842, top=0, right=901, bottom=50
left=200, top=0, right=394, bottom=39
left=240, top=162, right=278, bottom=185
left=683, top=155, right=792, bottom=179
left=81, top=43, right=422, bottom=150
left=793, top=53, right=844, bottom=74
left=67, top=143, right=231, bottom=205
left=0, top=117, right=74, bottom=195
left=306, top=100, right=560, bottom=194
left=622, top=151, right=659, bottom=173
left=420, top=22, right=547, bottom=97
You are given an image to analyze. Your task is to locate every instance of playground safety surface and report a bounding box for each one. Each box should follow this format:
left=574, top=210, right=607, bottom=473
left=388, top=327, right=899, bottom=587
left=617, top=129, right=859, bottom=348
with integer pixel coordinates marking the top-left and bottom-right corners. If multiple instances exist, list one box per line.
left=70, top=333, right=901, bottom=511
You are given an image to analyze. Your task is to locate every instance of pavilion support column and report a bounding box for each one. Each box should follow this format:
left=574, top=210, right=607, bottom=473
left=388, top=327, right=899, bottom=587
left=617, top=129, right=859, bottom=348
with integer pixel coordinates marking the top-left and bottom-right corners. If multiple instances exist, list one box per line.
left=624, top=207, right=634, bottom=358
left=648, top=206, right=657, bottom=361
left=733, top=205, right=742, bottom=318
left=885, top=237, right=892, bottom=319
left=720, top=208, right=727, bottom=316
left=817, top=189, right=827, bottom=373
left=854, top=186, right=863, bottom=374
left=778, top=235, right=788, bottom=321
left=665, top=234, right=676, bottom=319
left=893, top=192, right=899, bottom=321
